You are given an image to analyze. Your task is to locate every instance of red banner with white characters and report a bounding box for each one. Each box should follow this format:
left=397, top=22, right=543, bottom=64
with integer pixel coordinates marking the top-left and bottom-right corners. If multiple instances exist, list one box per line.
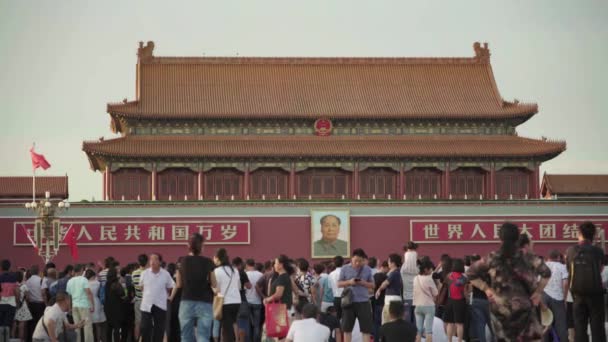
left=13, top=220, right=250, bottom=246
left=410, top=219, right=608, bottom=243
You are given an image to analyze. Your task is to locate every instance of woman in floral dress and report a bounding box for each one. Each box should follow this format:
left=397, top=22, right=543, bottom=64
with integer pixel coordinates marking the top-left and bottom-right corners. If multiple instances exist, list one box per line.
left=467, top=222, right=552, bottom=341
left=14, top=271, right=32, bottom=342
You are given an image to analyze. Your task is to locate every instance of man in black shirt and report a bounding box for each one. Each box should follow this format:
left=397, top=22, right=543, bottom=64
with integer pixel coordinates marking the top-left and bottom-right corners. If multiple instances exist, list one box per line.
left=468, top=254, right=493, bottom=342
left=319, top=306, right=341, bottom=342
left=171, top=233, right=216, bottom=342
left=379, top=301, right=416, bottom=342
left=372, top=261, right=388, bottom=342
left=566, top=221, right=606, bottom=342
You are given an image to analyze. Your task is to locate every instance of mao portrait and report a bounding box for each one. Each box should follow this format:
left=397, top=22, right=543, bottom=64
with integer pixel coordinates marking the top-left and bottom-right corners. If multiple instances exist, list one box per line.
left=311, top=210, right=350, bottom=258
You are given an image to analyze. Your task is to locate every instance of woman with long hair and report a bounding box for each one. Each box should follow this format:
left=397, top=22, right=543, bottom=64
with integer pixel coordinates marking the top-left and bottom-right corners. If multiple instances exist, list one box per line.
left=467, top=222, right=552, bottom=341
left=214, top=248, right=242, bottom=342
left=263, top=254, right=295, bottom=340
left=104, top=267, right=127, bottom=342
left=413, top=259, right=437, bottom=342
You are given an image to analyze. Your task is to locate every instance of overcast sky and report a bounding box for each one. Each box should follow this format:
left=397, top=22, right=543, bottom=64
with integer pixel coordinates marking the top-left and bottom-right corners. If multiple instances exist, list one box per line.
left=1, top=0, right=607, bottom=201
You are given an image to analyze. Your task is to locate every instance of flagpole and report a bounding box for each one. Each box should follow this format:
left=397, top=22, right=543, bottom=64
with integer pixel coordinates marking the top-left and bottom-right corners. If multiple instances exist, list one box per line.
left=32, top=142, right=36, bottom=203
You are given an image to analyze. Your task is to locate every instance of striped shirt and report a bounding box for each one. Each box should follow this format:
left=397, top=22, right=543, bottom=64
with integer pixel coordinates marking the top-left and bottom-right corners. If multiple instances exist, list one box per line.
left=132, top=268, right=145, bottom=299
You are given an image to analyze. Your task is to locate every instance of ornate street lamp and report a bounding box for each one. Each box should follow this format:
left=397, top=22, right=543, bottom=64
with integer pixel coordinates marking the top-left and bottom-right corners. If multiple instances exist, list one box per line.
left=24, top=191, right=70, bottom=263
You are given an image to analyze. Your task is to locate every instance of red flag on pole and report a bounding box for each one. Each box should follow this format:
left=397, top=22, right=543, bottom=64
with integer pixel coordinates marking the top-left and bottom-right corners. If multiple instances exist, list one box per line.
left=30, top=147, right=51, bottom=170
left=63, top=227, right=78, bottom=260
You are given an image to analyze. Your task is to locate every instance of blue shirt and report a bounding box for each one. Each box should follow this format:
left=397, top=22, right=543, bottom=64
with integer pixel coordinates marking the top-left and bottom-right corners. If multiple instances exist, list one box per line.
left=321, top=276, right=334, bottom=303
left=339, top=264, right=373, bottom=303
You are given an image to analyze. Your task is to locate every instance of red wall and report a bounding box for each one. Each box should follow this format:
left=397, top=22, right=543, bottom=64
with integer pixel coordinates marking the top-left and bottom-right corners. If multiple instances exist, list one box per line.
left=2, top=215, right=596, bottom=269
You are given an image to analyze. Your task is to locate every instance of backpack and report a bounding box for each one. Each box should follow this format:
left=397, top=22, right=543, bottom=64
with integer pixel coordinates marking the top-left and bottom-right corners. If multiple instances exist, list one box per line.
left=570, top=245, right=603, bottom=295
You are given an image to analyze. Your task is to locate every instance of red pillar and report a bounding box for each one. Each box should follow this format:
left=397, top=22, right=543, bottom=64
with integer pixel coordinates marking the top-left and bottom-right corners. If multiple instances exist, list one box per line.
left=151, top=166, right=157, bottom=200
left=352, top=163, right=359, bottom=199
left=443, top=163, right=451, bottom=199
left=399, top=164, right=405, bottom=199
left=107, top=167, right=113, bottom=201
left=490, top=164, right=496, bottom=199
left=102, top=167, right=107, bottom=201
left=243, top=166, right=250, bottom=200
left=533, top=164, right=540, bottom=199
left=289, top=164, right=296, bottom=199
left=198, top=170, right=204, bottom=200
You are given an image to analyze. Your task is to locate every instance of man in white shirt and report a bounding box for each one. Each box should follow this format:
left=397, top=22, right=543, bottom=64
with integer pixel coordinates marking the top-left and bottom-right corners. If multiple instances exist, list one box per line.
left=543, top=250, right=569, bottom=342
left=328, top=256, right=344, bottom=321
left=286, top=304, right=330, bottom=342
left=27, top=265, right=47, bottom=340
left=66, top=264, right=95, bottom=342
left=245, top=259, right=263, bottom=342
left=32, top=292, right=85, bottom=342
left=140, top=254, right=175, bottom=342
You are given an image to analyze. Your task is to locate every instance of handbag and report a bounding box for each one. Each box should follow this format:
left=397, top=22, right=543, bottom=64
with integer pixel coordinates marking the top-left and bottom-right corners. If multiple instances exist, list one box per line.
left=341, top=267, right=364, bottom=309
left=213, top=266, right=235, bottom=320
left=265, top=301, right=289, bottom=338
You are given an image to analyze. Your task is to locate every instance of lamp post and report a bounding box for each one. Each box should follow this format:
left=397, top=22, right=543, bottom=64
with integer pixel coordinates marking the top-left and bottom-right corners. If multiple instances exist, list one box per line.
left=24, top=191, right=70, bottom=263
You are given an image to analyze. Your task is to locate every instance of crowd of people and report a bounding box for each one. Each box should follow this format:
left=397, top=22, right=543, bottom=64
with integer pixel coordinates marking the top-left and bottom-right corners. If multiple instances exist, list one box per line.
left=0, top=221, right=606, bottom=342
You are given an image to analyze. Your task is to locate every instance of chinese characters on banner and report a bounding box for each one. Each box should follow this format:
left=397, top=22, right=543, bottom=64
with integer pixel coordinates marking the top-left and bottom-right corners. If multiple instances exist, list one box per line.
left=13, top=220, right=250, bottom=246
left=410, top=219, right=608, bottom=243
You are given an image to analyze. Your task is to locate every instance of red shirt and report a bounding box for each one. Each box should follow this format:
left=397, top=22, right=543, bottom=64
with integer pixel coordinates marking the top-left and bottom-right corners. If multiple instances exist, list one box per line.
left=448, top=272, right=466, bottom=300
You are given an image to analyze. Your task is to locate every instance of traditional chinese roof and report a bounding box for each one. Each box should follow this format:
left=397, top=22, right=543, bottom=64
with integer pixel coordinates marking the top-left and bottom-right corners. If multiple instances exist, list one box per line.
left=83, top=135, right=565, bottom=170
left=107, top=42, right=537, bottom=130
left=0, top=176, right=69, bottom=201
left=541, top=174, right=608, bottom=197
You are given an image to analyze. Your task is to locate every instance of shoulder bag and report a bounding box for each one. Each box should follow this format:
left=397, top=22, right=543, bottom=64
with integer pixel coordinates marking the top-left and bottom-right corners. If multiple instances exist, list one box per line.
left=341, top=267, right=364, bottom=309
left=213, top=266, right=234, bottom=320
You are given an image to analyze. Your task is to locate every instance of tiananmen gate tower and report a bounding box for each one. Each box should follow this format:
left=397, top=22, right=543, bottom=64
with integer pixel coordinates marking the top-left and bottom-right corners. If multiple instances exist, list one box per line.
left=83, top=41, right=565, bottom=202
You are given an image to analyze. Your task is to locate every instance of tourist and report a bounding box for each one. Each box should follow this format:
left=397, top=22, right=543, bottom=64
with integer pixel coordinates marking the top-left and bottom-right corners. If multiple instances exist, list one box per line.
left=14, top=271, right=32, bottom=342
left=318, top=306, right=341, bottom=342
left=542, top=249, right=569, bottom=342
left=167, top=259, right=182, bottom=342
left=319, top=263, right=335, bottom=313
left=468, top=254, right=493, bottom=342
left=214, top=248, right=241, bottom=342
left=263, top=254, right=295, bottom=338
left=378, top=301, right=417, bottom=342
left=232, top=257, right=251, bottom=341
left=244, top=258, right=263, bottom=342
left=467, top=222, right=552, bottom=341
left=310, top=263, right=326, bottom=310
left=173, top=233, right=216, bottom=342
left=432, top=254, right=451, bottom=320
left=375, top=254, right=403, bottom=325
left=295, top=259, right=314, bottom=304
left=104, top=267, right=127, bottom=342
left=66, top=264, right=95, bottom=342
left=31, top=292, right=85, bottom=342
left=54, top=265, right=74, bottom=295
left=285, top=303, right=330, bottom=342
left=566, top=221, right=606, bottom=342
left=120, top=265, right=136, bottom=342
left=518, top=233, right=532, bottom=253
left=401, top=242, right=418, bottom=323
left=328, top=256, right=344, bottom=321
left=372, top=260, right=388, bottom=342
left=40, top=263, right=56, bottom=306
left=338, top=248, right=374, bottom=342
left=444, top=258, right=466, bottom=342
left=131, top=253, right=148, bottom=341
left=140, top=253, right=175, bottom=342
left=25, top=265, right=45, bottom=342
left=1, top=260, right=19, bottom=341
left=413, top=258, right=437, bottom=342
left=84, top=269, right=106, bottom=342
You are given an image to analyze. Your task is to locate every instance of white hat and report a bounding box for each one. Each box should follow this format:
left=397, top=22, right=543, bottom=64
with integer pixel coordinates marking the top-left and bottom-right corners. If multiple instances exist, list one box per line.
left=540, top=306, right=553, bottom=326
